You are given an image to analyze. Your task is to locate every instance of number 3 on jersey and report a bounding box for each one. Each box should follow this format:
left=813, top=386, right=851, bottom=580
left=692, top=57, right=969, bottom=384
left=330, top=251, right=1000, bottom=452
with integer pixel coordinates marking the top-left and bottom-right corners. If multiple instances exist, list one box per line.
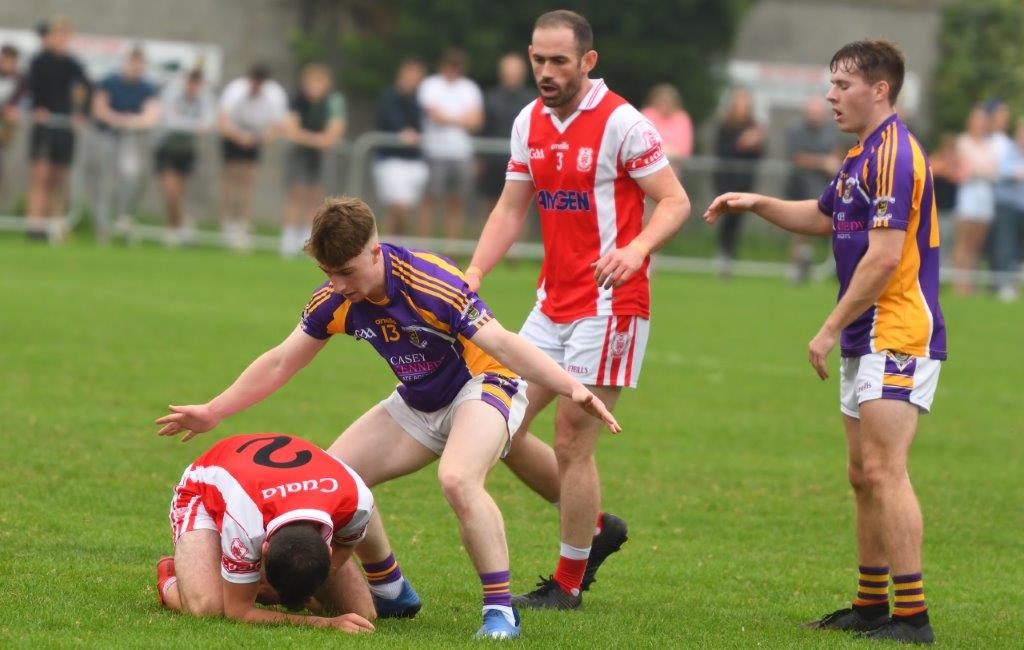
left=555, top=150, right=563, bottom=171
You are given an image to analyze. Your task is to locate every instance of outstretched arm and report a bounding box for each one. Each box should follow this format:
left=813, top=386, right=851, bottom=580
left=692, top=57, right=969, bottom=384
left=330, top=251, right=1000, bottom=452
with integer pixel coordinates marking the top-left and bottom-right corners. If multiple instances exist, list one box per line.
left=704, top=193, right=832, bottom=236
left=471, top=319, right=621, bottom=433
left=156, top=326, right=328, bottom=440
left=464, top=180, right=535, bottom=292
left=222, top=579, right=374, bottom=632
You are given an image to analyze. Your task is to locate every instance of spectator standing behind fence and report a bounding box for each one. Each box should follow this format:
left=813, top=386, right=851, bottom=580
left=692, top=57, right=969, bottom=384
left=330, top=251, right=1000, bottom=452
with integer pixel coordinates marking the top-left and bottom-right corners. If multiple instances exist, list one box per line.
left=641, top=84, right=693, bottom=166
left=481, top=53, right=535, bottom=213
left=218, top=64, right=288, bottom=250
left=417, top=48, right=483, bottom=239
left=91, top=47, right=160, bottom=244
left=992, top=118, right=1024, bottom=302
left=784, top=97, right=840, bottom=283
left=712, top=87, right=764, bottom=277
left=373, top=58, right=427, bottom=236
left=0, top=45, right=22, bottom=197
left=950, top=105, right=998, bottom=295
left=280, top=62, right=346, bottom=257
left=929, top=133, right=962, bottom=261
left=154, top=68, right=215, bottom=247
left=24, top=17, right=90, bottom=241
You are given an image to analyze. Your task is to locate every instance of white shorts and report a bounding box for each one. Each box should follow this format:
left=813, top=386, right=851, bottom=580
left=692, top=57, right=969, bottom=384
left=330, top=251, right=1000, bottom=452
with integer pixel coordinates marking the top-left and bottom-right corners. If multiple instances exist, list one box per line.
left=381, top=373, right=528, bottom=457
left=840, top=350, right=942, bottom=419
left=169, top=468, right=217, bottom=544
left=954, top=180, right=995, bottom=222
left=519, top=306, right=650, bottom=388
left=373, top=158, right=429, bottom=208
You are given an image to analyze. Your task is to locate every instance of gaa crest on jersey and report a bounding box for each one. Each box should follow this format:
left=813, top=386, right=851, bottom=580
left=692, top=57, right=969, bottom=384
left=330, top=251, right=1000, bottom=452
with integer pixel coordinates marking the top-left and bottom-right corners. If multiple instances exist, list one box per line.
left=576, top=147, right=593, bottom=172
left=402, top=326, right=428, bottom=349
left=610, top=332, right=631, bottom=358
left=872, top=196, right=893, bottom=227
left=841, top=174, right=858, bottom=204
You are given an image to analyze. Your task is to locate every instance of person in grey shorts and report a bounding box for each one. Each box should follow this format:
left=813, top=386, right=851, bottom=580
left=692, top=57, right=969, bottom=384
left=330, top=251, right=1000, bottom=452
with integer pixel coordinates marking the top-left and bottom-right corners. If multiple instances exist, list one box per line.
left=416, top=49, right=483, bottom=239
left=282, top=62, right=346, bottom=256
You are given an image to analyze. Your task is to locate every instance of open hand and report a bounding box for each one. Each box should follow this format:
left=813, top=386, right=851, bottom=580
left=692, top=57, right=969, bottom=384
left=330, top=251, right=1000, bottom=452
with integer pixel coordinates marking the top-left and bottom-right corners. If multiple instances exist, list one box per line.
left=703, top=192, right=759, bottom=224
left=155, top=404, right=220, bottom=441
left=571, top=387, right=622, bottom=434
left=327, top=613, right=375, bottom=633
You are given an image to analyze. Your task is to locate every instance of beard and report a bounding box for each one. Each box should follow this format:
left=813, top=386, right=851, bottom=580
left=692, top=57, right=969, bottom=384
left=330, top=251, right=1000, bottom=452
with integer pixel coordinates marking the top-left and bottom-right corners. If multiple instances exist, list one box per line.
left=537, top=73, right=583, bottom=109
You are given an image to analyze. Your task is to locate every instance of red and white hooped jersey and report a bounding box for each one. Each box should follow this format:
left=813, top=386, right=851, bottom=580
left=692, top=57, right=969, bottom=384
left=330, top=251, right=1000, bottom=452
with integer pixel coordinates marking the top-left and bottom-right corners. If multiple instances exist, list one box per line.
left=170, top=433, right=374, bottom=584
left=506, top=79, right=669, bottom=323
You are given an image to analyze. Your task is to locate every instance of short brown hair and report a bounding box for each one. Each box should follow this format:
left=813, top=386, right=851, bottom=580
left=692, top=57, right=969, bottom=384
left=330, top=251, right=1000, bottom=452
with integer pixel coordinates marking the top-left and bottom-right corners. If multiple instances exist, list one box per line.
left=534, top=10, right=593, bottom=57
left=304, top=197, right=377, bottom=268
left=830, top=40, right=905, bottom=105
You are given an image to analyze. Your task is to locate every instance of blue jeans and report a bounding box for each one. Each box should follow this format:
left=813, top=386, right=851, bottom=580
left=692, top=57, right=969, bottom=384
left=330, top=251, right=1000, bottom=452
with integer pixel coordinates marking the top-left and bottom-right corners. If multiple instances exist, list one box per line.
left=992, top=201, right=1024, bottom=287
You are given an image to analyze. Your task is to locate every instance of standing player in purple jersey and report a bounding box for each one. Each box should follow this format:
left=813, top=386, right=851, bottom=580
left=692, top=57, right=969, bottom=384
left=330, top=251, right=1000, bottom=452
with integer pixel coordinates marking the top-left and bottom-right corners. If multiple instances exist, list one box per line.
left=705, top=41, right=944, bottom=645
left=156, top=196, right=619, bottom=640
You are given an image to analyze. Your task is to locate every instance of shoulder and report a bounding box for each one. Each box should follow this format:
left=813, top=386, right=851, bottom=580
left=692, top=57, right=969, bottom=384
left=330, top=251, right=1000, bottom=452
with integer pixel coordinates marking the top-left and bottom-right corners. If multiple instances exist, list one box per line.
left=303, top=282, right=345, bottom=318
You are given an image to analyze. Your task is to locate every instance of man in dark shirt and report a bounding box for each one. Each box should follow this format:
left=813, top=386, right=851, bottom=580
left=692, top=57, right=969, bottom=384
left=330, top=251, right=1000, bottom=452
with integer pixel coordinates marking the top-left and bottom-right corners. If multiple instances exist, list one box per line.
left=481, top=54, right=535, bottom=208
left=785, top=97, right=840, bottom=282
left=281, top=62, right=346, bottom=256
left=24, top=17, right=90, bottom=240
left=373, top=58, right=428, bottom=235
left=91, top=46, right=160, bottom=242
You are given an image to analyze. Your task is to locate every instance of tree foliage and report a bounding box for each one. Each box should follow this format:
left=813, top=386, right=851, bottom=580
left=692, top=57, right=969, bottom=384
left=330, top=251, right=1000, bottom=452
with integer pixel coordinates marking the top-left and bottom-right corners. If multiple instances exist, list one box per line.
left=931, top=0, right=1024, bottom=137
left=294, top=0, right=753, bottom=124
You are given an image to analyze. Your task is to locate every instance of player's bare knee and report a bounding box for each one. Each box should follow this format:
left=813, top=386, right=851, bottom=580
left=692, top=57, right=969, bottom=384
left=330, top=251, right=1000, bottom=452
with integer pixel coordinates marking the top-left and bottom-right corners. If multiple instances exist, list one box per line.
left=182, top=591, right=223, bottom=617
left=436, top=467, right=479, bottom=511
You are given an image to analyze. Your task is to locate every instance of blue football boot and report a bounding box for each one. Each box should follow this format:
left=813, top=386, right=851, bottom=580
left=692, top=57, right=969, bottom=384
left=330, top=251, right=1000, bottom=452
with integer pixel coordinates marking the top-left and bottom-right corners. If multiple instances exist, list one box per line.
left=372, top=580, right=422, bottom=619
left=474, top=607, right=521, bottom=640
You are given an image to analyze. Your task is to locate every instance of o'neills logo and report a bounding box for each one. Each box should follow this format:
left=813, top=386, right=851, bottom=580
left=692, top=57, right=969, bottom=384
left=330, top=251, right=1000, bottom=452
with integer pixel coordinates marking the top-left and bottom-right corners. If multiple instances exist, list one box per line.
left=262, top=478, right=338, bottom=500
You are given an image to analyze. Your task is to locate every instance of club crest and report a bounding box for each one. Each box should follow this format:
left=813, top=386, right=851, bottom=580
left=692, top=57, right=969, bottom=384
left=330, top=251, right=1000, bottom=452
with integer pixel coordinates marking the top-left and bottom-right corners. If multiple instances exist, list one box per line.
left=577, top=147, right=593, bottom=172
left=610, top=332, right=631, bottom=358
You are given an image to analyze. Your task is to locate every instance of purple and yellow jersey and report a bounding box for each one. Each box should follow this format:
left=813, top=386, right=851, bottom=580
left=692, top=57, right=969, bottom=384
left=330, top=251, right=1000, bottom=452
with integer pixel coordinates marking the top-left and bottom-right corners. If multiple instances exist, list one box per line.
left=299, top=243, right=518, bottom=412
left=818, top=114, right=947, bottom=360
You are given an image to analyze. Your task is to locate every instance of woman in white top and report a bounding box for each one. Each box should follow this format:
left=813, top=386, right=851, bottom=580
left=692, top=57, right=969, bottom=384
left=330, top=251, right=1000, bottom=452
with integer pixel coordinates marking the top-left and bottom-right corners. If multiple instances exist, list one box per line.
left=951, top=105, right=999, bottom=294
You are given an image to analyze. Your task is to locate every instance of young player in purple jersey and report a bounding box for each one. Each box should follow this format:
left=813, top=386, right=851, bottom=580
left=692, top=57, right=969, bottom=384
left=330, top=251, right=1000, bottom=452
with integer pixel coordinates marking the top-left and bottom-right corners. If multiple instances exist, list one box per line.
left=157, top=196, right=619, bottom=640
left=705, top=41, right=943, bottom=645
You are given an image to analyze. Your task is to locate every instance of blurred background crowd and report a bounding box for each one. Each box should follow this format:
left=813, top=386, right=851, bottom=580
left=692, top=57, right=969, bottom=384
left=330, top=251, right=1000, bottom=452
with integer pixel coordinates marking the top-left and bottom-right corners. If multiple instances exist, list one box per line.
left=0, top=1, right=1021, bottom=301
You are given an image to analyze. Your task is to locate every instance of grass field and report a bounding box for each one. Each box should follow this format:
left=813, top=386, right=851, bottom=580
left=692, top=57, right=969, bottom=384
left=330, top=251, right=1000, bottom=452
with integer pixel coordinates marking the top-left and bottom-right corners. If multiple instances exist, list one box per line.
left=1, top=236, right=1021, bottom=648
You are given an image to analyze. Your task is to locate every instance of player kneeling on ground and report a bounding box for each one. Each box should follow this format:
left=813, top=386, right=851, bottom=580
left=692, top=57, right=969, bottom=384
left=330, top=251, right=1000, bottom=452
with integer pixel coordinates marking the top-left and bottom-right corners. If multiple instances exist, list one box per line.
left=157, top=433, right=376, bottom=633
left=156, top=197, right=620, bottom=640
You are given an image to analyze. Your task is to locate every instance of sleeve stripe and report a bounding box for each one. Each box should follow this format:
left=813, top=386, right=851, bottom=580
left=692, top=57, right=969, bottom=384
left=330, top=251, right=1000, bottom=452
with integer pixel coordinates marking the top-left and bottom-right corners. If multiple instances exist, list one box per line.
left=409, top=251, right=467, bottom=280
left=399, top=290, right=452, bottom=333
left=391, top=254, right=470, bottom=305
left=304, top=290, right=335, bottom=316
left=392, top=267, right=468, bottom=315
left=886, top=125, right=899, bottom=196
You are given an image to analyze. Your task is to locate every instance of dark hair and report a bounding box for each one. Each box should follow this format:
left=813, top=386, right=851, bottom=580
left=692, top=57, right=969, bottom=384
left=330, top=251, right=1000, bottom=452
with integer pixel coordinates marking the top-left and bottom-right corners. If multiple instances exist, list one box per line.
left=304, top=196, right=378, bottom=268
left=0, top=44, right=18, bottom=58
left=248, top=63, right=271, bottom=81
left=439, top=48, right=468, bottom=72
left=187, top=68, right=204, bottom=83
left=264, top=522, right=331, bottom=611
left=534, top=10, right=593, bottom=57
left=829, top=40, right=905, bottom=106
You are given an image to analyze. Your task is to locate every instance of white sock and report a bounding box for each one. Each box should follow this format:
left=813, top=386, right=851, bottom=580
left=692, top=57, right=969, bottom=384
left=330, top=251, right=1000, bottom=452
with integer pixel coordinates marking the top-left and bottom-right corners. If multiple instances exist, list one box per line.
left=559, top=542, right=591, bottom=560
left=161, top=576, right=177, bottom=599
left=368, top=577, right=405, bottom=600
left=483, top=604, right=517, bottom=626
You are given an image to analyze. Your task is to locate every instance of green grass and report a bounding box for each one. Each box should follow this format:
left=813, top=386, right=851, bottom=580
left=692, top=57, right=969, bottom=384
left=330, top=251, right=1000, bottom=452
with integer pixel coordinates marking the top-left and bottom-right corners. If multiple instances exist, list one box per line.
left=0, top=236, right=1021, bottom=648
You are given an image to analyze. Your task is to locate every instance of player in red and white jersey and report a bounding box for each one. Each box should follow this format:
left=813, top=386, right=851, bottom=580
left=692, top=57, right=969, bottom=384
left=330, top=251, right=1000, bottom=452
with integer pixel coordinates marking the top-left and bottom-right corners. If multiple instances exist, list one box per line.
left=465, top=10, right=690, bottom=608
left=157, top=433, right=376, bottom=632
